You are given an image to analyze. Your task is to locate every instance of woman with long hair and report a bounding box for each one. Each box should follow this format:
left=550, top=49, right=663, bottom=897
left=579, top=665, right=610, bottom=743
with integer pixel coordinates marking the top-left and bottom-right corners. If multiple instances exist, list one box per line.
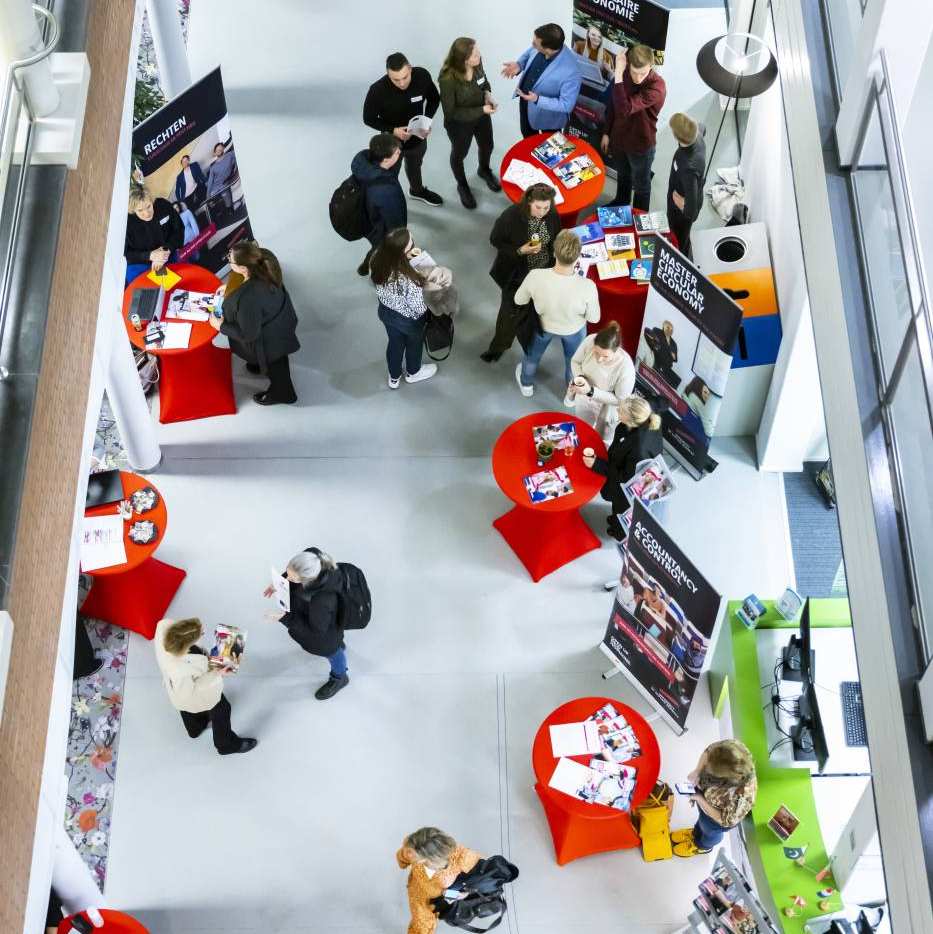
left=209, top=241, right=300, bottom=405
left=370, top=227, right=437, bottom=389
left=438, top=37, right=500, bottom=209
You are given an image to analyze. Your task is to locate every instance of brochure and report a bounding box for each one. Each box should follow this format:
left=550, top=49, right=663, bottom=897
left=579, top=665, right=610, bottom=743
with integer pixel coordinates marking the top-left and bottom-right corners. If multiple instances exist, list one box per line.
left=572, top=258, right=592, bottom=278
left=597, top=204, right=633, bottom=227
left=580, top=241, right=609, bottom=263
left=605, top=232, right=635, bottom=254
left=622, top=456, right=676, bottom=506
left=633, top=211, right=670, bottom=234
left=501, top=159, right=565, bottom=204
left=554, top=154, right=602, bottom=189
left=531, top=131, right=576, bottom=168
left=409, top=249, right=438, bottom=272
left=767, top=804, right=800, bottom=841
left=638, top=234, right=657, bottom=258
left=80, top=514, right=127, bottom=572
left=630, top=258, right=653, bottom=284
left=406, top=114, right=432, bottom=139
left=587, top=759, right=638, bottom=811
left=270, top=565, right=290, bottom=613
left=548, top=757, right=603, bottom=802
left=523, top=466, right=573, bottom=503
left=568, top=222, right=604, bottom=245
left=549, top=721, right=602, bottom=757
left=166, top=289, right=215, bottom=321
left=596, top=259, right=629, bottom=280
left=208, top=623, right=246, bottom=672
left=588, top=703, right=642, bottom=762
left=532, top=422, right=579, bottom=451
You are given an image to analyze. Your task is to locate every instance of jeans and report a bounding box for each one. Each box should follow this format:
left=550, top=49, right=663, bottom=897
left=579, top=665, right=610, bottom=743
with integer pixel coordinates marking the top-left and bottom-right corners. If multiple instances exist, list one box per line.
left=520, top=325, right=586, bottom=388
left=445, top=115, right=494, bottom=188
left=327, top=647, right=348, bottom=678
left=378, top=304, right=426, bottom=380
left=611, top=147, right=656, bottom=212
left=402, top=138, right=427, bottom=192
left=693, top=807, right=726, bottom=850
left=179, top=694, right=242, bottom=753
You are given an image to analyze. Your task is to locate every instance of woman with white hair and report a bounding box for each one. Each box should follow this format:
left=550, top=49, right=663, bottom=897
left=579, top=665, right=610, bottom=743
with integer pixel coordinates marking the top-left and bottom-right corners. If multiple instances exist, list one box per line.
left=264, top=547, right=351, bottom=700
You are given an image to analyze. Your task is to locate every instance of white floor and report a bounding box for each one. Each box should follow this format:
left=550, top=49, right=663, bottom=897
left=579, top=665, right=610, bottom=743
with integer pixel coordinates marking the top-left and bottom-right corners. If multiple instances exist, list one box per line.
left=102, top=3, right=785, bottom=932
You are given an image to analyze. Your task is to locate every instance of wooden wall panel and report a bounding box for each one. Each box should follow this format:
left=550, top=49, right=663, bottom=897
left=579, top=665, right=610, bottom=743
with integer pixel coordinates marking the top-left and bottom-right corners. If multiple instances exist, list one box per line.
left=0, top=2, right=136, bottom=928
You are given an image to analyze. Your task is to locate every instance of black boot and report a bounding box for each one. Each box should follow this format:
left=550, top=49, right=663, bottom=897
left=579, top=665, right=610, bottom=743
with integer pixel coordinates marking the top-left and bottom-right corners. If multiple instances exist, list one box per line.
left=457, top=184, right=477, bottom=210
left=478, top=167, right=501, bottom=192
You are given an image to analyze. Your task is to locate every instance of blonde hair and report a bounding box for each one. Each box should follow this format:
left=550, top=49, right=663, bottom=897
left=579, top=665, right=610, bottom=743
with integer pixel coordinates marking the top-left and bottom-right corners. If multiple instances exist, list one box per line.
left=128, top=187, right=153, bottom=212
left=704, top=740, right=756, bottom=783
left=554, top=229, right=582, bottom=266
left=405, top=827, right=457, bottom=869
left=628, top=44, right=654, bottom=69
left=163, top=618, right=203, bottom=656
left=619, top=394, right=661, bottom=431
left=670, top=112, right=698, bottom=146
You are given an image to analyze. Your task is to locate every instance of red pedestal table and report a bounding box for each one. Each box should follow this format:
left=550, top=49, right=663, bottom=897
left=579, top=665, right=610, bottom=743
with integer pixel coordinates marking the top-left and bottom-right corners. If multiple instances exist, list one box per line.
left=491, top=412, right=607, bottom=582
left=123, top=263, right=236, bottom=424
left=500, top=132, right=606, bottom=228
left=532, top=696, right=661, bottom=865
left=79, top=471, right=185, bottom=639
left=59, top=910, right=149, bottom=933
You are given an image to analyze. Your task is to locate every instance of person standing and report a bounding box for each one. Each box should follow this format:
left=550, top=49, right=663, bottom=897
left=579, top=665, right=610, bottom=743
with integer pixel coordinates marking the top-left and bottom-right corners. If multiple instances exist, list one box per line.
left=173, top=153, right=206, bottom=210
left=397, top=827, right=482, bottom=934
left=513, top=230, right=601, bottom=396
left=566, top=321, right=636, bottom=442
left=371, top=227, right=437, bottom=389
left=601, top=44, right=666, bottom=210
left=265, top=548, right=354, bottom=700
left=363, top=52, right=443, bottom=206
left=501, top=23, right=583, bottom=138
left=153, top=617, right=257, bottom=755
left=206, top=141, right=237, bottom=201
left=124, top=187, right=185, bottom=284
left=351, top=132, right=407, bottom=276
left=480, top=183, right=560, bottom=362
left=438, top=37, right=501, bottom=210
left=644, top=319, right=679, bottom=388
left=666, top=113, right=707, bottom=258
left=209, top=242, right=300, bottom=406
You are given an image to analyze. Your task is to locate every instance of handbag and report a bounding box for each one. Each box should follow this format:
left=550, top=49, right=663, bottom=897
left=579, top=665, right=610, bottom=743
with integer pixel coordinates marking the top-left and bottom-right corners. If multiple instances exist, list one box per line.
left=513, top=300, right=540, bottom=354
left=424, top=312, right=454, bottom=361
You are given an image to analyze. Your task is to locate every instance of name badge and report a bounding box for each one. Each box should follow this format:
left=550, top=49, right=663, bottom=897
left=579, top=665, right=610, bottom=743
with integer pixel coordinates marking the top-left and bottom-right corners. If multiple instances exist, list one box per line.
left=476, top=75, right=486, bottom=85
left=159, top=216, right=169, bottom=225
left=410, top=95, right=423, bottom=102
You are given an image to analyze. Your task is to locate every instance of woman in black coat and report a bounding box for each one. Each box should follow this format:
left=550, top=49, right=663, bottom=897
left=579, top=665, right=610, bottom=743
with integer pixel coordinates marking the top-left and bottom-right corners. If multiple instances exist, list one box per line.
left=583, top=395, right=663, bottom=540
left=481, top=182, right=561, bottom=362
left=265, top=548, right=350, bottom=700
left=210, top=241, right=300, bottom=405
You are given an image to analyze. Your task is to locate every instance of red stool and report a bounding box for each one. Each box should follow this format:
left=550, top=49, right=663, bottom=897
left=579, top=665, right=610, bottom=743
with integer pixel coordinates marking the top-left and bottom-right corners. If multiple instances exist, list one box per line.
left=59, top=909, right=149, bottom=932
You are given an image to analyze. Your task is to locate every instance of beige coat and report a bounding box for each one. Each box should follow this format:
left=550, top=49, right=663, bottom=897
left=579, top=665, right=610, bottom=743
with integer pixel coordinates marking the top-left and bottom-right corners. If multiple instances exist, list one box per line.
left=154, top=618, right=223, bottom=713
left=515, top=268, right=601, bottom=336
left=397, top=845, right=482, bottom=934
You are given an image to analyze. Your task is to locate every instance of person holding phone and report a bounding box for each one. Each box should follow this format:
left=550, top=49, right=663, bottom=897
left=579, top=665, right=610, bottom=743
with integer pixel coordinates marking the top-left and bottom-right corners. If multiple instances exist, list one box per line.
left=124, top=187, right=185, bottom=285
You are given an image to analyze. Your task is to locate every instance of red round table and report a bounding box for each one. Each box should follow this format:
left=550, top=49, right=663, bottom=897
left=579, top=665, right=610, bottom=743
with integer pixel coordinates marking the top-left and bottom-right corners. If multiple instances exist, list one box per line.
left=491, top=412, right=607, bottom=582
left=79, top=471, right=185, bottom=640
left=581, top=210, right=678, bottom=358
left=500, top=132, right=606, bottom=228
left=532, top=696, right=661, bottom=864
left=59, top=910, right=149, bottom=933
left=123, top=263, right=236, bottom=424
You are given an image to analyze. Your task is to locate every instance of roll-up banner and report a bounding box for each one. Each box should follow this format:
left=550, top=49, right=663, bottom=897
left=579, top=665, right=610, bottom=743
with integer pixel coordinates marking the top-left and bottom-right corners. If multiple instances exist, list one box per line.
left=131, top=67, right=253, bottom=273
left=600, top=501, right=721, bottom=734
left=635, top=238, right=743, bottom=477
left=568, top=0, right=670, bottom=152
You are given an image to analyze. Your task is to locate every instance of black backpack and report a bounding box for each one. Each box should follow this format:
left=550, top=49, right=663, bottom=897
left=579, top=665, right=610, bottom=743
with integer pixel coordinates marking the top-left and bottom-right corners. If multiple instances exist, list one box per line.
left=329, top=174, right=390, bottom=242
left=431, top=855, right=519, bottom=932
left=335, top=562, right=372, bottom=630
left=424, top=313, right=454, bottom=361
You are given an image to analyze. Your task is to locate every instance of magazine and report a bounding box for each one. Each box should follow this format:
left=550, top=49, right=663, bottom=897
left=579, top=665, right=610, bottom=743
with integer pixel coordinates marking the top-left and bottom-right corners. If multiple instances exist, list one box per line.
left=166, top=289, right=215, bottom=322
left=554, top=154, right=602, bottom=189
left=605, top=232, right=635, bottom=254
left=501, top=159, right=565, bottom=204
left=571, top=258, right=592, bottom=279
left=548, top=757, right=637, bottom=811
left=597, top=204, right=633, bottom=228
left=587, top=759, right=638, bottom=811
left=208, top=624, right=246, bottom=672
left=523, top=466, right=573, bottom=503
left=596, top=259, right=628, bottom=280
left=580, top=241, right=609, bottom=263
left=531, top=131, right=576, bottom=168
left=633, top=211, right=671, bottom=234
left=568, top=222, right=604, bottom=245
left=638, top=234, right=657, bottom=258
left=588, top=704, right=642, bottom=762
left=622, top=456, right=675, bottom=506
left=532, top=422, right=579, bottom=451
left=630, top=258, right=653, bottom=284
left=406, top=114, right=432, bottom=139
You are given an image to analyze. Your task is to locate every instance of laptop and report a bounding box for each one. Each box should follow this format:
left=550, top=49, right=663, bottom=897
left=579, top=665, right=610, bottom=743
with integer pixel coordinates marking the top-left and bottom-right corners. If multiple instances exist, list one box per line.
left=85, top=469, right=124, bottom=509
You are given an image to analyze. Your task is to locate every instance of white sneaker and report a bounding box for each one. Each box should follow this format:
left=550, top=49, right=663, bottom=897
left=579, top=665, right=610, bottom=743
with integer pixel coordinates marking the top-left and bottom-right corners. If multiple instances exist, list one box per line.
left=388, top=375, right=400, bottom=389
left=515, top=363, right=534, bottom=397
left=404, top=363, right=437, bottom=383
left=603, top=579, right=618, bottom=592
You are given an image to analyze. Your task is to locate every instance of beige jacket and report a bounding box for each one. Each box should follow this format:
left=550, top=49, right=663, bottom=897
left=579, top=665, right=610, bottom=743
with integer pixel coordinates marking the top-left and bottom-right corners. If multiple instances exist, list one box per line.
left=397, top=845, right=482, bottom=934
left=154, top=618, right=223, bottom=713
left=514, top=268, right=601, bottom=335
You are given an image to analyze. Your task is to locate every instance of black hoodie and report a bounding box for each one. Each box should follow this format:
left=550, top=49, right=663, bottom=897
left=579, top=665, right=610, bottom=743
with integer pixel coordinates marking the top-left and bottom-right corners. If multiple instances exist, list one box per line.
left=281, top=567, right=343, bottom=657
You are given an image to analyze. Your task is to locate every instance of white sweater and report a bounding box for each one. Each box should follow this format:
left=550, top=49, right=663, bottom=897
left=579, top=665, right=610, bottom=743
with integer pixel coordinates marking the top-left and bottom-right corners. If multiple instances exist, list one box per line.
left=514, top=268, right=601, bottom=335
left=154, top=618, right=223, bottom=713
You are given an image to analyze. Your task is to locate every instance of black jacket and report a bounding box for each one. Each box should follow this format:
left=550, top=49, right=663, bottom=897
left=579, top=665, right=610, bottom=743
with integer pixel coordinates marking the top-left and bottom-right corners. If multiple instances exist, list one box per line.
left=593, top=422, right=663, bottom=511
left=124, top=197, right=185, bottom=264
left=280, top=567, right=344, bottom=657
left=363, top=67, right=440, bottom=151
left=220, top=278, right=300, bottom=368
left=488, top=202, right=560, bottom=290
left=667, top=125, right=707, bottom=223
left=350, top=149, right=407, bottom=247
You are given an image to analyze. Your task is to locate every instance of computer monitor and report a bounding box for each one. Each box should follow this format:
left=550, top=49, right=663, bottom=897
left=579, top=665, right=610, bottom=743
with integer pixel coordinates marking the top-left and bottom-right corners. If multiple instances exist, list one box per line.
left=781, top=598, right=814, bottom=683
left=792, top=681, right=829, bottom=772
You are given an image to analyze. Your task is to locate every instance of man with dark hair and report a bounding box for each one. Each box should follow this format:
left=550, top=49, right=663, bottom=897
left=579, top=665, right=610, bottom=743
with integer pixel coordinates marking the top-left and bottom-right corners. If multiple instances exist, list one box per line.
left=364, top=52, right=443, bottom=206
left=350, top=133, right=406, bottom=275
left=502, top=23, right=582, bottom=138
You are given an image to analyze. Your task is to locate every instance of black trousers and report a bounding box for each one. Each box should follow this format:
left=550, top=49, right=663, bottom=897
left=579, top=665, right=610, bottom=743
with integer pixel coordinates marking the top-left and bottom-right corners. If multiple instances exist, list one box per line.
left=402, top=138, right=427, bottom=192
left=611, top=148, right=655, bottom=212
left=265, top=355, right=297, bottom=402
left=180, top=693, right=241, bottom=752
left=445, top=115, right=494, bottom=188
left=667, top=207, right=693, bottom=259
left=486, top=283, right=521, bottom=355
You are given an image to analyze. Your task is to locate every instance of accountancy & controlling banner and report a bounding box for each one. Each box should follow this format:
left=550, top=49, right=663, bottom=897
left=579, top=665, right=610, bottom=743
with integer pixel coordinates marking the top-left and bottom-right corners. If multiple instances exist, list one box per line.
left=635, top=237, right=743, bottom=476
left=568, top=0, right=670, bottom=152
left=600, top=501, right=721, bottom=733
left=132, top=67, right=253, bottom=273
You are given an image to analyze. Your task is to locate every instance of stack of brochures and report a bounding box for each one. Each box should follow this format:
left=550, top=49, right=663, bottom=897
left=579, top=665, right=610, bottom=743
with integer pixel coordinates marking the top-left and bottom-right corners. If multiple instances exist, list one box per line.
left=597, top=259, right=629, bottom=280
left=597, top=204, right=633, bottom=227
left=630, top=258, right=653, bottom=284
left=554, top=154, right=602, bottom=189
left=605, top=232, right=636, bottom=258
left=548, top=757, right=638, bottom=812
left=638, top=234, right=657, bottom=258
left=580, top=241, right=609, bottom=263
left=501, top=159, right=565, bottom=204
left=589, top=702, right=642, bottom=762
left=166, top=289, right=215, bottom=322
left=633, top=211, right=671, bottom=234
left=531, top=131, right=576, bottom=168
left=532, top=422, right=579, bottom=451
left=523, top=466, right=573, bottom=503
left=568, top=222, right=604, bottom=245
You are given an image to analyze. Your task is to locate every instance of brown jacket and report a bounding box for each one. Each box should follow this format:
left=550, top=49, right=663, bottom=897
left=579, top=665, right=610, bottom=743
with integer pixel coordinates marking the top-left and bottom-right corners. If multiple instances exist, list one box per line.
left=397, top=845, right=482, bottom=934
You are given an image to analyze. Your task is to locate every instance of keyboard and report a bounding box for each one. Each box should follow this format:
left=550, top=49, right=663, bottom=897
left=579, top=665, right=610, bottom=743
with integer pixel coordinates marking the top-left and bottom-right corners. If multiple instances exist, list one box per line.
left=840, top=681, right=868, bottom=747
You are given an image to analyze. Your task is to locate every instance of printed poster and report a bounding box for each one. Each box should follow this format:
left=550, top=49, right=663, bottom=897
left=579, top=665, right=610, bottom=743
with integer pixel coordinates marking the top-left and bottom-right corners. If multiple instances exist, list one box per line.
left=601, top=501, right=721, bottom=732
left=131, top=67, right=252, bottom=273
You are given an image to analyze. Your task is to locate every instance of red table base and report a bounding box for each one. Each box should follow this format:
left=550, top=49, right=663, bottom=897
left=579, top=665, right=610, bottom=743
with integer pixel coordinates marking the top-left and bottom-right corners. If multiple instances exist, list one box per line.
left=158, top=341, right=237, bottom=424
left=80, top=557, right=186, bottom=639
left=493, top=504, right=601, bottom=582
left=60, top=910, right=149, bottom=933
left=535, top=782, right=641, bottom=864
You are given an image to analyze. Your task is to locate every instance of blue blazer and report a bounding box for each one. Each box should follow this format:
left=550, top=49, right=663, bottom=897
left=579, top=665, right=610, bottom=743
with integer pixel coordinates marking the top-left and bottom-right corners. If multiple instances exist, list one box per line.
left=514, top=46, right=583, bottom=132
left=174, top=161, right=207, bottom=203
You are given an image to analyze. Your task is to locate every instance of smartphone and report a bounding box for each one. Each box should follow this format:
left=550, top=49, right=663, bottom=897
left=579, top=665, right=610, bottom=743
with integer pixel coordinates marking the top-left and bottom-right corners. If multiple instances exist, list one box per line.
left=675, top=782, right=696, bottom=795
